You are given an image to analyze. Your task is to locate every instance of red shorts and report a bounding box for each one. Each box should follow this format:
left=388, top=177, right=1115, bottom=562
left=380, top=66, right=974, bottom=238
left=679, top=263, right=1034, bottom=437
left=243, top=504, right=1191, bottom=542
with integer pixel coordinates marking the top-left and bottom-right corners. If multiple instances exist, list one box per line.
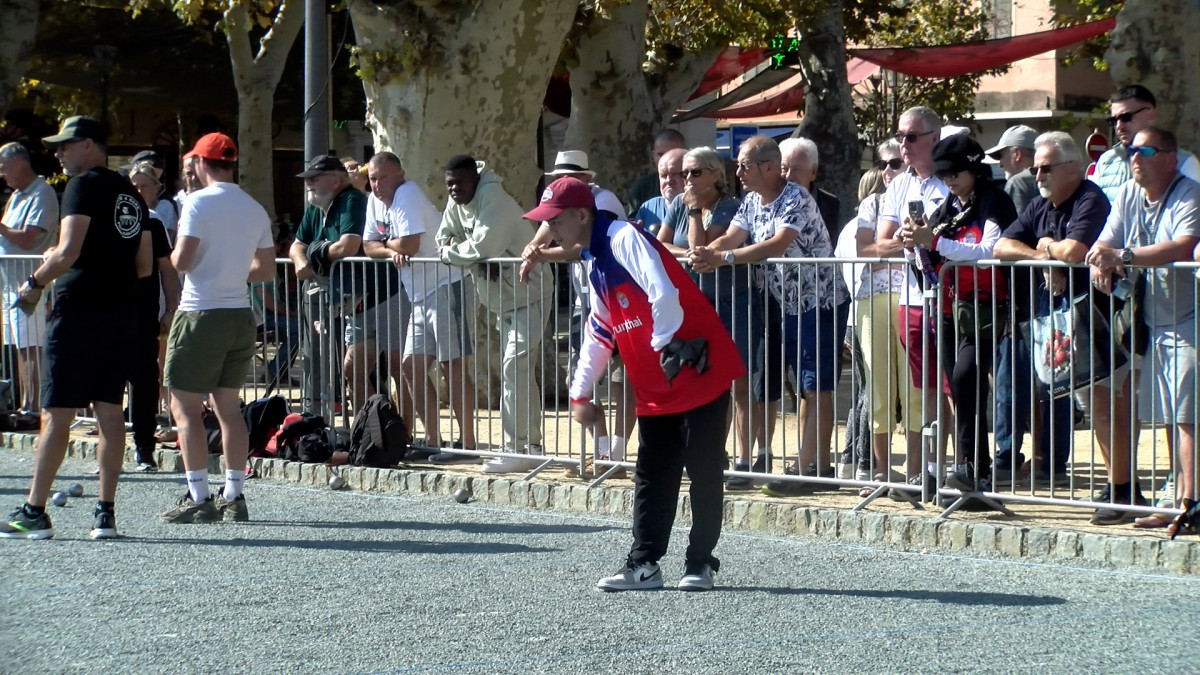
left=896, top=305, right=938, bottom=389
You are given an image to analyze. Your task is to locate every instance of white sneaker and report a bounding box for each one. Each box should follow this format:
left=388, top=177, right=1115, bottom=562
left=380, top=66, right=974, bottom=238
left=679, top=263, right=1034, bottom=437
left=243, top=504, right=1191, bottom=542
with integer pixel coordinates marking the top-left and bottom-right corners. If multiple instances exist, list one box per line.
left=596, top=560, right=662, bottom=592
left=854, top=467, right=872, bottom=483
left=836, top=462, right=855, bottom=480
left=678, top=563, right=716, bottom=592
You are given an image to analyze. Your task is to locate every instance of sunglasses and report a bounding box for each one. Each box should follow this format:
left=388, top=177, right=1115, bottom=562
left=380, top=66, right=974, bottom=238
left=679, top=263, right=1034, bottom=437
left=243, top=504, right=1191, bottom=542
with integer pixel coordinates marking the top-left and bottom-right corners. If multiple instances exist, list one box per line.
left=893, top=130, right=936, bottom=144
left=683, top=168, right=705, bottom=178
left=934, top=170, right=962, bottom=181
left=1130, top=145, right=1173, bottom=158
left=1032, top=160, right=1074, bottom=176
left=735, top=160, right=767, bottom=172
left=1105, top=106, right=1151, bottom=127
left=875, top=158, right=903, bottom=171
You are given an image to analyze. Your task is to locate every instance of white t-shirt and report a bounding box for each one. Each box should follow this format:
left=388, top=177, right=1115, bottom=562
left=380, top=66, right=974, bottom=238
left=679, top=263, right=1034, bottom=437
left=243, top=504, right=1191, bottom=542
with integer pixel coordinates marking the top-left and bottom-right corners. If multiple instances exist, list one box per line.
left=177, top=182, right=273, bottom=311
left=364, top=181, right=460, bottom=302
left=879, top=169, right=950, bottom=306
left=151, top=199, right=178, bottom=241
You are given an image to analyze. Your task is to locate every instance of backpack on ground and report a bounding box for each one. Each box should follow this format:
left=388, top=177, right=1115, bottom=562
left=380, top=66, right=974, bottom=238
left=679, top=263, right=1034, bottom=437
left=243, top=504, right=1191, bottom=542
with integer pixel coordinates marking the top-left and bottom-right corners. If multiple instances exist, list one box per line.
left=348, top=394, right=411, bottom=468
left=275, top=413, right=334, bottom=463
left=242, top=395, right=290, bottom=457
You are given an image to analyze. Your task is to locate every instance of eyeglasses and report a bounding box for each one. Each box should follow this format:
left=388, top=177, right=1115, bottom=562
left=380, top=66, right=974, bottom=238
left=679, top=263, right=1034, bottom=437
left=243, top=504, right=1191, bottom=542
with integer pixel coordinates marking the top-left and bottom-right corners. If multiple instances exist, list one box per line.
left=683, top=168, right=705, bottom=178
left=875, top=158, right=903, bottom=171
left=1105, top=106, right=1151, bottom=127
left=893, top=130, right=936, bottom=144
left=1130, top=145, right=1173, bottom=158
left=934, top=170, right=962, bottom=181
left=1032, top=160, right=1074, bottom=176
left=735, top=160, right=767, bottom=173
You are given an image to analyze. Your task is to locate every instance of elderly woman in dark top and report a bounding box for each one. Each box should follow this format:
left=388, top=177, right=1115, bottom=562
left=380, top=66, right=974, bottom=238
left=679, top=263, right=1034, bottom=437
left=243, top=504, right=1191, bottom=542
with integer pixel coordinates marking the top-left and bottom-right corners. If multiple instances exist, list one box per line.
left=656, top=147, right=762, bottom=489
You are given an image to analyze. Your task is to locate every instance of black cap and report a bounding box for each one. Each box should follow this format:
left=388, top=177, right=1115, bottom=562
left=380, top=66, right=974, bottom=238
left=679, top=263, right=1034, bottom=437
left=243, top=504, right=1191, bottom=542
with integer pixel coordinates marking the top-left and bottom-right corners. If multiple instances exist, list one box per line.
left=120, top=149, right=163, bottom=172
left=42, top=116, right=108, bottom=149
left=296, top=155, right=347, bottom=179
left=932, top=135, right=986, bottom=176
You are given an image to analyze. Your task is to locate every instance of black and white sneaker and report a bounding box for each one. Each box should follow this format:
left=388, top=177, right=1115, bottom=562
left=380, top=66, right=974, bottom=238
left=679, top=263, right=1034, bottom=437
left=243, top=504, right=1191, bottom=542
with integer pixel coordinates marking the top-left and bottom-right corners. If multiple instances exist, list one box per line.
left=678, top=562, right=716, bottom=592
left=89, top=508, right=117, bottom=540
left=596, top=559, right=662, bottom=592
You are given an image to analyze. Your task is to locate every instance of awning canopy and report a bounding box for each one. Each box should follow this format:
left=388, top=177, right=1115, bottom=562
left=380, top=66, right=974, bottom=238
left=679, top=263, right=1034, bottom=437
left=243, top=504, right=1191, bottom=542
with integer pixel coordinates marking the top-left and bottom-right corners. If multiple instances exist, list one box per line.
left=848, top=17, right=1116, bottom=78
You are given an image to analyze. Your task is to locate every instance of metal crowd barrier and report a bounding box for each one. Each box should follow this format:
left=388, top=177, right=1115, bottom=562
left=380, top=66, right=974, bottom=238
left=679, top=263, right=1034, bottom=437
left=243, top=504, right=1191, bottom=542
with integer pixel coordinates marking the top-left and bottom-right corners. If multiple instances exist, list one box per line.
left=3, top=249, right=1193, bottom=524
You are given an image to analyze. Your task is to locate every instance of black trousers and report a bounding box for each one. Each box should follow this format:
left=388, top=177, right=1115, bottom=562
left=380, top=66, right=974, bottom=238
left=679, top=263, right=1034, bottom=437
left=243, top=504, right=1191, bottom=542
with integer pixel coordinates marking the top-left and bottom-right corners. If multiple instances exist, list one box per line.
left=939, top=320, right=996, bottom=474
left=128, top=317, right=161, bottom=455
left=629, top=391, right=729, bottom=570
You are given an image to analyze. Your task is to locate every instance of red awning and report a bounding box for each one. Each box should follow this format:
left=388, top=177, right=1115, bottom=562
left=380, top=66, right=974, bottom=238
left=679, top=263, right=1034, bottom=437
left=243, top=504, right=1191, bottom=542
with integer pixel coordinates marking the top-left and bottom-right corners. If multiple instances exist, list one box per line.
left=687, top=58, right=879, bottom=121
left=849, top=17, right=1116, bottom=78
left=688, top=48, right=767, bottom=101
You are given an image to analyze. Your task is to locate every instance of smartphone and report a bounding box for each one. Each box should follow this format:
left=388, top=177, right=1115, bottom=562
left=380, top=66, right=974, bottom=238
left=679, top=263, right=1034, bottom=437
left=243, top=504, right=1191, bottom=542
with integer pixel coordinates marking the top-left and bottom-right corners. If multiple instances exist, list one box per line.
left=907, top=200, right=925, bottom=224
left=1112, top=277, right=1133, bottom=301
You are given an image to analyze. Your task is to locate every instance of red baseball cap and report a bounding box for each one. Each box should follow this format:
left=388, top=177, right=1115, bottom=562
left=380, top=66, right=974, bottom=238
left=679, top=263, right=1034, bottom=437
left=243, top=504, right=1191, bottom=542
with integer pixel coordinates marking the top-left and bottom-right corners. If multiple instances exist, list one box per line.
left=522, top=177, right=595, bottom=221
left=184, top=132, right=238, bottom=162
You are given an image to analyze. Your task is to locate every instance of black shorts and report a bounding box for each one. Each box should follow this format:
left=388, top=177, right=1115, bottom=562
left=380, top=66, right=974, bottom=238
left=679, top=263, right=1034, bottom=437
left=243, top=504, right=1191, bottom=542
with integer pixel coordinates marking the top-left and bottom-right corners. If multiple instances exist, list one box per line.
left=41, top=303, right=135, bottom=409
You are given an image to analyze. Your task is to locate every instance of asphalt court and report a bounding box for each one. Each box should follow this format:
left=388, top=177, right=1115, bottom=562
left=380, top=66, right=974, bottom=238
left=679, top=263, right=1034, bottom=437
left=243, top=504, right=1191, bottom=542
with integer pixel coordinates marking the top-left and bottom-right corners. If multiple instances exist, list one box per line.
left=1, top=452, right=1198, bottom=674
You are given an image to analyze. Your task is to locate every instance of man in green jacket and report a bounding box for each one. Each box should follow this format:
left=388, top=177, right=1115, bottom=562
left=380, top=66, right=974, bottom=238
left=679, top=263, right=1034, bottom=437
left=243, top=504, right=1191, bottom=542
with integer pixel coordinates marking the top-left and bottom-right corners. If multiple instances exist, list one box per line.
left=436, top=155, right=551, bottom=473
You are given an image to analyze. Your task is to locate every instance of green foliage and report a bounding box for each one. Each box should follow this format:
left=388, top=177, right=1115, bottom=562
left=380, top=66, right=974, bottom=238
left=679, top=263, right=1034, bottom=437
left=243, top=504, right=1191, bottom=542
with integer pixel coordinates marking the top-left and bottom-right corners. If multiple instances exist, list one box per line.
left=1048, top=0, right=1123, bottom=69
left=853, top=0, right=1008, bottom=148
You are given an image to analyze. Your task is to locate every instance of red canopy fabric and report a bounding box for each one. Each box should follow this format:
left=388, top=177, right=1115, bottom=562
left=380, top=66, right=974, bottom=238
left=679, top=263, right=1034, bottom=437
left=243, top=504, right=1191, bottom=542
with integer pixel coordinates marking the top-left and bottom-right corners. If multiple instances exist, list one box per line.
left=849, top=17, right=1116, bottom=78
left=689, top=48, right=767, bottom=101
left=701, top=58, right=879, bottom=120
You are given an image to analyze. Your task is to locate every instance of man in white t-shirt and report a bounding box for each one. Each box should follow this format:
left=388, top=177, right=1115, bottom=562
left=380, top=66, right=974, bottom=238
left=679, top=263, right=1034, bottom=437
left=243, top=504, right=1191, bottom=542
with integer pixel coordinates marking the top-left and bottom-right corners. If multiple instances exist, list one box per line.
left=362, top=152, right=477, bottom=457
left=157, top=133, right=276, bottom=525
left=873, top=106, right=950, bottom=495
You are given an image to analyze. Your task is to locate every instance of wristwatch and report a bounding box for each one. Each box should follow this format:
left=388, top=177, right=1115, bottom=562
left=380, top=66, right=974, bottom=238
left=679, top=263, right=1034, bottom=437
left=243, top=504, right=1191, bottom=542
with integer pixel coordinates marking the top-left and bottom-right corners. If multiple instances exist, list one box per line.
left=723, top=251, right=735, bottom=265
left=687, top=208, right=702, bottom=217
left=26, top=274, right=42, bottom=290
left=1119, top=248, right=1134, bottom=264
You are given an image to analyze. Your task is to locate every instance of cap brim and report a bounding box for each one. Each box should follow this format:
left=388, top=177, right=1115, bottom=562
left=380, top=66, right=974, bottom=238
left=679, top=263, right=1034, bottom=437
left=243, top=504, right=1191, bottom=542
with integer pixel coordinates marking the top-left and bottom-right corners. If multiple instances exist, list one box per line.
left=546, top=169, right=596, bottom=177
left=982, top=155, right=1001, bottom=165
left=41, top=133, right=75, bottom=149
left=522, top=204, right=565, bottom=221
left=296, top=170, right=324, bottom=178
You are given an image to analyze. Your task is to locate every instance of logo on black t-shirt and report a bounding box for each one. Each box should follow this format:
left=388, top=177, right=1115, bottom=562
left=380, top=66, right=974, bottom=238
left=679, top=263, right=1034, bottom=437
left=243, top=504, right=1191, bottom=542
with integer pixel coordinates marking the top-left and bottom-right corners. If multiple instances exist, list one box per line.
left=114, top=193, right=142, bottom=239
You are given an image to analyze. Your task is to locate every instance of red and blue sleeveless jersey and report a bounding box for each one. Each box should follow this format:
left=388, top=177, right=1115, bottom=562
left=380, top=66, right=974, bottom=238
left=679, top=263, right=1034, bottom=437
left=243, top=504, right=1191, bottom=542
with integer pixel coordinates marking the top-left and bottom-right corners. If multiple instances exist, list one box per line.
left=569, top=215, right=744, bottom=416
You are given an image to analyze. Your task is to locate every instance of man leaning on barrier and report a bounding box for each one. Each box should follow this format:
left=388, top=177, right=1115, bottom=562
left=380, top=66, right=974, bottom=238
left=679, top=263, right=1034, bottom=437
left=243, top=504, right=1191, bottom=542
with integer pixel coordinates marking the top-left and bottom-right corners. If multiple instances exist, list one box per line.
left=438, top=155, right=551, bottom=473
left=993, top=131, right=1141, bottom=524
left=689, top=135, right=851, bottom=498
left=1087, top=126, right=1200, bottom=533
left=530, top=177, right=743, bottom=592
left=0, top=141, right=58, bottom=416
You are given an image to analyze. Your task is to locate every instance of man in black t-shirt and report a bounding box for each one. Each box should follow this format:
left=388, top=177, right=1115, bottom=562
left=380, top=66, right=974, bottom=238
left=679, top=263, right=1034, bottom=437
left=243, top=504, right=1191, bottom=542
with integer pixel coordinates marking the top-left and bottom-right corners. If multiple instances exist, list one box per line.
left=0, top=116, right=151, bottom=542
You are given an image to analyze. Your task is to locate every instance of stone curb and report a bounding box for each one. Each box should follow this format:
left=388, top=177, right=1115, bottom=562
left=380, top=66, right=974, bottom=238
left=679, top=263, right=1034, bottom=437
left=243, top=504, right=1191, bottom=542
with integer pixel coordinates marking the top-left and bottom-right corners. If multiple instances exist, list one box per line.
left=5, top=432, right=1197, bottom=576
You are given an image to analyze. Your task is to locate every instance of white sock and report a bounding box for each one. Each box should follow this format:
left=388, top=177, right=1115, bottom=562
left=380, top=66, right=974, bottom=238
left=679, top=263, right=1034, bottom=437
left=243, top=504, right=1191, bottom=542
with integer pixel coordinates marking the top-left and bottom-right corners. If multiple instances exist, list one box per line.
left=926, top=462, right=939, bottom=477
left=223, top=470, right=244, bottom=500
left=610, top=437, right=626, bottom=462
left=756, top=448, right=769, bottom=457
left=186, top=470, right=209, bottom=503
left=596, top=436, right=612, bottom=459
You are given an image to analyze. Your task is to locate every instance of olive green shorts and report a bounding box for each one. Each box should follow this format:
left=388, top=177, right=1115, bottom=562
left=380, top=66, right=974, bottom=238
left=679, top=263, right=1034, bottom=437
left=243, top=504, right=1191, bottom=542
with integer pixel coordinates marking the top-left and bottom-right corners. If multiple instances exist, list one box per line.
left=164, top=308, right=257, bottom=394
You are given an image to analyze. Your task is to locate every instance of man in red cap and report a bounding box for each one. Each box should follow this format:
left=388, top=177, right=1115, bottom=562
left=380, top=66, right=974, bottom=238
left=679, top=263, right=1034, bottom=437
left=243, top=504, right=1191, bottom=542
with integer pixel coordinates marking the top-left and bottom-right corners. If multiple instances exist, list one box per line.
left=2, top=116, right=151, bottom=540
left=527, top=177, right=743, bottom=592
left=157, top=133, right=276, bottom=524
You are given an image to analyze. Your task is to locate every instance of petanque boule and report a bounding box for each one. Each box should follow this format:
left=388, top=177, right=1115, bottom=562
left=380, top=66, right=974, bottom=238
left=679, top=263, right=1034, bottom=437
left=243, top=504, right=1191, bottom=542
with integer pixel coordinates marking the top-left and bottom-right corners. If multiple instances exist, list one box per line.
left=68, top=483, right=84, bottom=498
left=328, top=475, right=345, bottom=490
left=50, top=492, right=68, bottom=507
left=452, top=488, right=469, bottom=504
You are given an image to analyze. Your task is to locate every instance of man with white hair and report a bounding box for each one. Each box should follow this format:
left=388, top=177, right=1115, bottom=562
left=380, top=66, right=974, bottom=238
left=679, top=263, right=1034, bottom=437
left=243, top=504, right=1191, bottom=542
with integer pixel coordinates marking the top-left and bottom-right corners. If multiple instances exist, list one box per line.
left=872, top=106, right=949, bottom=499
left=993, top=131, right=1140, bottom=523
left=779, top=137, right=840, bottom=242
left=984, top=125, right=1039, bottom=215
left=0, top=142, right=58, bottom=414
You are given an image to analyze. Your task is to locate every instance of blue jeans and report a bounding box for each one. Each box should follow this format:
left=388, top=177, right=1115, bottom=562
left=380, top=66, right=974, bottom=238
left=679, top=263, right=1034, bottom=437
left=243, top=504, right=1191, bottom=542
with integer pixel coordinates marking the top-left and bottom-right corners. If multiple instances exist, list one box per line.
left=994, top=334, right=1071, bottom=473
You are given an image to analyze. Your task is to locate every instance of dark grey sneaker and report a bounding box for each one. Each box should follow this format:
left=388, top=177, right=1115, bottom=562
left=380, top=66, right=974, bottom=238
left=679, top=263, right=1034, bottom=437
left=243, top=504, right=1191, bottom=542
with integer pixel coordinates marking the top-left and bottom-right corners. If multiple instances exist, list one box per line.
left=1090, top=483, right=1144, bottom=526
left=159, top=494, right=220, bottom=524
left=888, top=473, right=938, bottom=503
left=89, top=508, right=117, bottom=540
left=216, top=494, right=249, bottom=523
left=0, top=505, right=53, bottom=540
left=944, top=463, right=980, bottom=492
